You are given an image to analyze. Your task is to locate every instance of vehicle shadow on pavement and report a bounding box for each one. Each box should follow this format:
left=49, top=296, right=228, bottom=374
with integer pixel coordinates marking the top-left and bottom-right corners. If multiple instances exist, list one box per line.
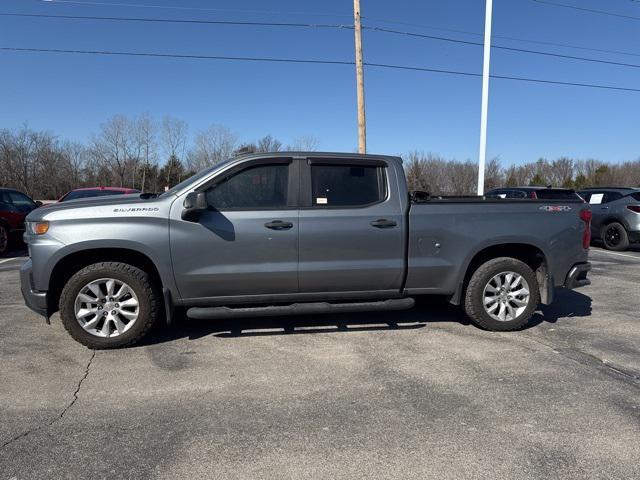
left=531, top=289, right=592, bottom=327
left=0, top=245, right=27, bottom=259
left=139, top=290, right=592, bottom=346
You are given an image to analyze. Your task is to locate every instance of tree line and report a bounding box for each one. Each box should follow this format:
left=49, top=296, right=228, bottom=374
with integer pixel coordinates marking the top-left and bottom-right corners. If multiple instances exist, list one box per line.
left=1, top=115, right=639, bottom=199
left=404, top=152, right=640, bottom=195
left=0, top=115, right=319, bottom=200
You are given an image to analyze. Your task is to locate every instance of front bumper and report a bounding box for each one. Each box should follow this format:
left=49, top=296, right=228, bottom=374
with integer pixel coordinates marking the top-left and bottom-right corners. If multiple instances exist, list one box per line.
left=20, top=258, right=49, bottom=319
left=564, top=262, right=591, bottom=290
left=628, top=230, right=640, bottom=243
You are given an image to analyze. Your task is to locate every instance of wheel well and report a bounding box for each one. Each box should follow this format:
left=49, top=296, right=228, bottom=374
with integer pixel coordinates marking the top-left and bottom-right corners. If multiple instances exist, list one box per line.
left=456, top=243, right=549, bottom=305
left=600, top=217, right=626, bottom=229
left=48, top=248, right=163, bottom=312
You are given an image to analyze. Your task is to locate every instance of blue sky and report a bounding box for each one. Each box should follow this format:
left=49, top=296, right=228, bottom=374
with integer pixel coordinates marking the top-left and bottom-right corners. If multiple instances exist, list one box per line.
left=1, top=0, right=639, bottom=165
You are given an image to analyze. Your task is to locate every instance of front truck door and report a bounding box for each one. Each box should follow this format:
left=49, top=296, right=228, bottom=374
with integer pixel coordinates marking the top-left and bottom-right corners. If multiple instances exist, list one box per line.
left=169, top=158, right=299, bottom=302
left=298, top=157, right=405, bottom=295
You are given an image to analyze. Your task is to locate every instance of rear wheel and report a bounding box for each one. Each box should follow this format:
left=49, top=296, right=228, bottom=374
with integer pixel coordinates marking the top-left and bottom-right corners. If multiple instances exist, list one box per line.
left=464, top=257, right=540, bottom=331
left=601, top=222, right=629, bottom=251
left=59, top=262, right=160, bottom=349
left=0, top=224, right=8, bottom=254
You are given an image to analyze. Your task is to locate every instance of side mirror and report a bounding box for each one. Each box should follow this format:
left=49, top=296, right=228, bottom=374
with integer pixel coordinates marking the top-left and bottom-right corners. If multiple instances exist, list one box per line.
left=35, top=201, right=43, bottom=208
left=410, top=190, right=430, bottom=203
left=182, top=191, right=208, bottom=220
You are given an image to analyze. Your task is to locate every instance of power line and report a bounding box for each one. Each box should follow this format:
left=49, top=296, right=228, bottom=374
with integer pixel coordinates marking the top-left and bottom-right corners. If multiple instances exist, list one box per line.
left=364, top=26, right=640, bottom=70
left=35, top=2, right=640, bottom=58
left=372, top=16, right=640, bottom=60
left=532, top=0, right=640, bottom=21
left=5, top=12, right=640, bottom=71
left=2, top=46, right=640, bottom=93
left=0, top=12, right=348, bottom=29
left=40, top=0, right=354, bottom=18
left=485, top=33, right=640, bottom=59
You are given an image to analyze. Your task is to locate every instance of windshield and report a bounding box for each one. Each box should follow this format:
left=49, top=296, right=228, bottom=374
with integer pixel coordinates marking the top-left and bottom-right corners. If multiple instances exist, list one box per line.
left=159, top=158, right=234, bottom=198
left=62, top=189, right=134, bottom=201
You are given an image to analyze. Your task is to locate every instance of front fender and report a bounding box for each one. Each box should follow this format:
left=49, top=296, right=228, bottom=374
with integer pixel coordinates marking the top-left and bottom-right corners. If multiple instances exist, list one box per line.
left=34, top=238, right=178, bottom=299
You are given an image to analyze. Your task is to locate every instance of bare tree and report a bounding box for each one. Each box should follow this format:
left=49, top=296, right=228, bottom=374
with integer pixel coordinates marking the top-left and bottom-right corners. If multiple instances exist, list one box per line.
left=160, top=116, right=188, bottom=187
left=548, top=157, right=574, bottom=187
left=484, top=157, right=504, bottom=191
left=62, top=141, right=87, bottom=188
left=256, top=135, right=282, bottom=153
left=288, top=134, right=320, bottom=151
left=187, top=124, right=237, bottom=171
left=92, top=115, right=130, bottom=187
left=136, top=113, right=157, bottom=192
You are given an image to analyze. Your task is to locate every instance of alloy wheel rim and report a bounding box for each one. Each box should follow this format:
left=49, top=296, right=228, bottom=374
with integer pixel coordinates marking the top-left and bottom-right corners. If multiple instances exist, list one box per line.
left=482, top=271, right=530, bottom=322
left=74, top=278, right=140, bottom=338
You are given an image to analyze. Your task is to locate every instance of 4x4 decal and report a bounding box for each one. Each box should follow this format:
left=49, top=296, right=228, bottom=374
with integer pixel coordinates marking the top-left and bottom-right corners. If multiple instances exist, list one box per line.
left=539, top=205, right=572, bottom=212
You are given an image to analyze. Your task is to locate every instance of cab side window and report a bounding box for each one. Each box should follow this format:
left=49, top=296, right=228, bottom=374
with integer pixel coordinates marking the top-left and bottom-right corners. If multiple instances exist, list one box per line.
left=205, top=163, right=289, bottom=210
left=310, top=164, right=386, bottom=207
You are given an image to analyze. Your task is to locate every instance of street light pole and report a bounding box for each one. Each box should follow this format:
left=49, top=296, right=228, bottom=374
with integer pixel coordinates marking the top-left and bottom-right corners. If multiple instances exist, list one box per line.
left=477, top=0, right=493, bottom=195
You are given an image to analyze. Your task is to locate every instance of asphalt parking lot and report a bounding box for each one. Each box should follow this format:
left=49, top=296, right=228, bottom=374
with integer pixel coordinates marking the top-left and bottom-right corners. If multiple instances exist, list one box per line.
left=1, top=246, right=639, bottom=479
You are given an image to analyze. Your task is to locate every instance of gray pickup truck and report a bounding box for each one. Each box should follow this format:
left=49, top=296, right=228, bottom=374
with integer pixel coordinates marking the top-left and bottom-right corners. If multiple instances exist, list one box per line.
left=21, top=152, right=592, bottom=348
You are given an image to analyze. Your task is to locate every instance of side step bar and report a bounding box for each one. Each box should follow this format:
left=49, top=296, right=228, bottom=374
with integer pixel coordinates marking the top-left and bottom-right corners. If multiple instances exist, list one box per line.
left=187, top=298, right=415, bottom=320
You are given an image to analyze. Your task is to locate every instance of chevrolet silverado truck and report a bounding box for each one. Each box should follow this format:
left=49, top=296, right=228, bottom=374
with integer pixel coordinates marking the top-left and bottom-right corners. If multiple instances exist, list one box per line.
left=21, top=152, right=592, bottom=349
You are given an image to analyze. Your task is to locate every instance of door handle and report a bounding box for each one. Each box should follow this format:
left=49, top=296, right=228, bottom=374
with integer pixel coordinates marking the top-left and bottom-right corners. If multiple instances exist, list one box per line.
left=370, top=219, right=397, bottom=228
left=264, top=220, right=293, bottom=230
left=601, top=206, right=609, bottom=210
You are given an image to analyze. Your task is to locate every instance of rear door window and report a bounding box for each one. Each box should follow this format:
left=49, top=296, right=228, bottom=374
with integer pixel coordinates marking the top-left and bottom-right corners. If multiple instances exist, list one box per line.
left=505, top=190, right=527, bottom=199
left=488, top=189, right=507, bottom=198
left=310, top=164, right=386, bottom=207
left=603, top=192, right=623, bottom=203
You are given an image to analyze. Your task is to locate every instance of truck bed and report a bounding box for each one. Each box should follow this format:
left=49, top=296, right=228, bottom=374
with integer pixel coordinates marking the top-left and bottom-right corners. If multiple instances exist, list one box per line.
left=404, top=197, right=588, bottom=298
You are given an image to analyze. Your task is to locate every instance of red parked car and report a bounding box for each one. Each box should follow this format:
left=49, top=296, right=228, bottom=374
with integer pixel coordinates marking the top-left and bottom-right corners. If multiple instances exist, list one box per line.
left=0, top=188, right=41, bottom=254
left=56, top=186, right=140, bottom=202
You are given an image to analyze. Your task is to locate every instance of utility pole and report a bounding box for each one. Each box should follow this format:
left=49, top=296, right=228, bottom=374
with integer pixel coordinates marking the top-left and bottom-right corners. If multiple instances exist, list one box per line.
left=353, top=0, right=367, bottom=153
left=477, top=0, right=493, bottom=195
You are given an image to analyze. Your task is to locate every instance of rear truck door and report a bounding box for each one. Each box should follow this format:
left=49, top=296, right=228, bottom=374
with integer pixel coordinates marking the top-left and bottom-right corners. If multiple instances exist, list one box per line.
left=169, top=157, right=299, bottom=301
left=297, top=157, right=406, bottom=295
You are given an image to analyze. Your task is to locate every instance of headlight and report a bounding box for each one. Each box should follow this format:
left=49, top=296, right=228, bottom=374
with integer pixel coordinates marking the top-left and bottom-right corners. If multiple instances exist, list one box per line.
left=27, top=221, right=49, bottom=235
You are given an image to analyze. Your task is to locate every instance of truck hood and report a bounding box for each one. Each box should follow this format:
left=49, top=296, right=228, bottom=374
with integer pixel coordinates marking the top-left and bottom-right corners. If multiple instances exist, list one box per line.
left=26, top=194, right=165, bottom=222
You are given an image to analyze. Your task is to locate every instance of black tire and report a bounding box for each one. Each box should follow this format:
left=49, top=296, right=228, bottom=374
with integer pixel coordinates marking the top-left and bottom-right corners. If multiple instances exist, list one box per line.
left=601, top=222, right=629, bottom=251
left=59, top=262, right=160, bottom=349
left=464, top=257, right=540, bottom=332
left=0, top=223, right=8, bottom=254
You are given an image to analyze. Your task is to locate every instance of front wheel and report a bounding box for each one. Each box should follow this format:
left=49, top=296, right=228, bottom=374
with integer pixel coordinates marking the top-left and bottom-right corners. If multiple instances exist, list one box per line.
left=464, top=257, right=540, bottom=331
left=59, top=262, right=160, bottom=349
left=601, top=222, right=629, bottom=251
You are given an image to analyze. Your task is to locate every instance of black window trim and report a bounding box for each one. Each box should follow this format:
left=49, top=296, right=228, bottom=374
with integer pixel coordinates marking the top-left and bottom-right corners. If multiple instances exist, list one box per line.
left=197, top=157, right=298, bottom=212
left=307, top=157, right=388, bottom=168
left=300, top=158, right=389, bottom=210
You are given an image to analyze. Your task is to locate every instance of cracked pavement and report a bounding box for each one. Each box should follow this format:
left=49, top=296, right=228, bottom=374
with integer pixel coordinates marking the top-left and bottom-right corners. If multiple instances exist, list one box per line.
left=0, top=246, right=639, bottom=479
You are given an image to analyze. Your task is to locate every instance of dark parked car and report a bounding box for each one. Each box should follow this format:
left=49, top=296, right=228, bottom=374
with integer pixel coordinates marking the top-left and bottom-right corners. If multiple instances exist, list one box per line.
left=485, top=186, right=581, bottom=200
left=56, top=187, right=140, bottom=202
left=0, top=188, right=41, bottom=254
left=577, top=187, right=640, bottom=251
